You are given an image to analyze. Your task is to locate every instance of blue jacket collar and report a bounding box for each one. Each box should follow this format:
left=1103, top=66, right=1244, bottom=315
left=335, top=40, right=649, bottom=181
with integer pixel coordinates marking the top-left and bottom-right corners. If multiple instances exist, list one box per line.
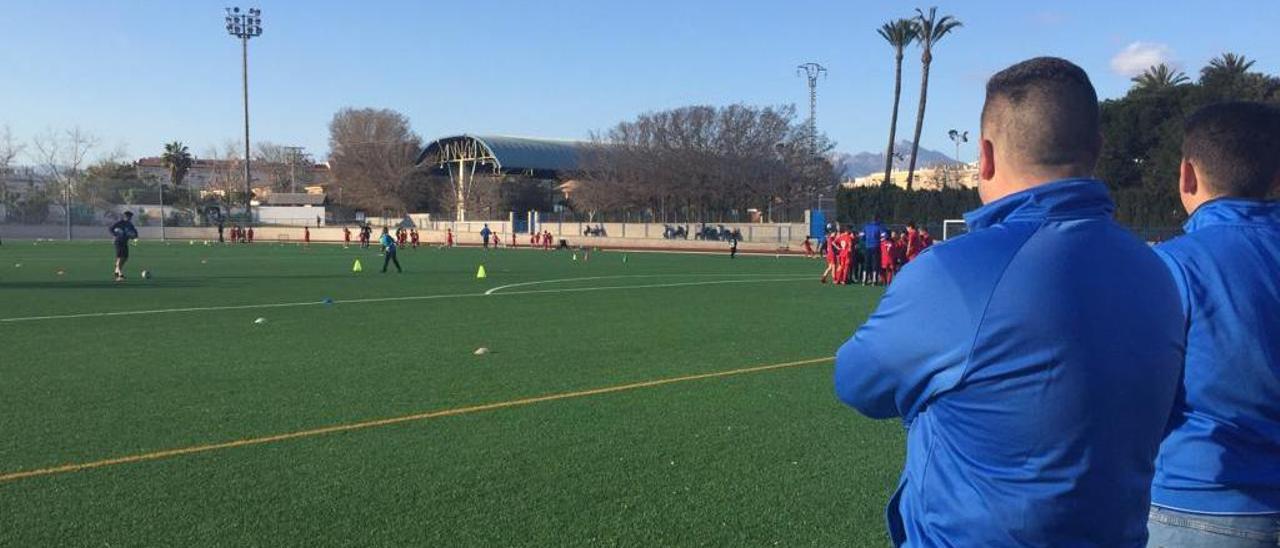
left=964, top=178, right=1114, bottom=230
left=1184, top=197, right=1280, bottom=233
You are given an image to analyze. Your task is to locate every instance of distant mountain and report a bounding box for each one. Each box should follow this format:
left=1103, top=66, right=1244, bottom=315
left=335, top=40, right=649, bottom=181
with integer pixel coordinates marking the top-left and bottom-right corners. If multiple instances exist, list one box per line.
left=832, top=140, right=956, bottom=179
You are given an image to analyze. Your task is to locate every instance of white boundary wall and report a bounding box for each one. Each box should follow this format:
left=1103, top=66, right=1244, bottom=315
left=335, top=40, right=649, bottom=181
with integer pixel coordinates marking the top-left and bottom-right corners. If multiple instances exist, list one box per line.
left=0, top=224, right=807, bottom=253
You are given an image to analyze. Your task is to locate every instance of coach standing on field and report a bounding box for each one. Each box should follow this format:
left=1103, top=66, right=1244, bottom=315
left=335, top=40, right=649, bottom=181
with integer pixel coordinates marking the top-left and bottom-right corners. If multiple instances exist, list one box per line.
left=1145, top=102, right=1280, bottom=546
left=833, top=57, right=1184, bottom=546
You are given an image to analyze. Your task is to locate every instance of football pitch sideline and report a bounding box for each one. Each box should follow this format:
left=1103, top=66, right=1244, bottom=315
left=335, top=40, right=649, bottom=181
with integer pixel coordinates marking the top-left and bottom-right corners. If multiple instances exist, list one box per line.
left=0, top=240, right=903, bottom=546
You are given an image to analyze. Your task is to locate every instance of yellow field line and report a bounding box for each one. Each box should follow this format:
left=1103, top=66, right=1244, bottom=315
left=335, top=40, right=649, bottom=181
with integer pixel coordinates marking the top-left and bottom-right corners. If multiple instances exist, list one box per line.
left=0, top=356, right=833, bottom=485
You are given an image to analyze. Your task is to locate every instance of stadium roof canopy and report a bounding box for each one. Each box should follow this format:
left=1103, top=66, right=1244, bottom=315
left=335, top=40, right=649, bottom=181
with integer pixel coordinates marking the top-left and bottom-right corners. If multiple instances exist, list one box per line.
left=415, top=134, right=594, bottom=177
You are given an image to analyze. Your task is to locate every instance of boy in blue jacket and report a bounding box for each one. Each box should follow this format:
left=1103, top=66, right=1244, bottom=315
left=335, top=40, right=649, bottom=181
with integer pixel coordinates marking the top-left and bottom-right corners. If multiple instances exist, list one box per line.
left=379, top=227, right=402, bottom=273
left=834, top=57, right=1184, bottom=546
left=1146, top=102, right=1280, bottom=546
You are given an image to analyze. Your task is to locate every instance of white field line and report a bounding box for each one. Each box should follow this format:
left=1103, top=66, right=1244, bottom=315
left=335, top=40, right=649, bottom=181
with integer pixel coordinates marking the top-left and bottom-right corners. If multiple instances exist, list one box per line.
left=1, top=276, right=811, bottom=323
left=482, top=273, right=796, bottom=295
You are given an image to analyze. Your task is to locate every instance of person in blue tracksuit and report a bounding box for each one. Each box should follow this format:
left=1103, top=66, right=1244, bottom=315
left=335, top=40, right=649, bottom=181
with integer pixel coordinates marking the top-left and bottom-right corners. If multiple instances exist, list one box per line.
left=1146, top=102, right=1280, bottom=546
left=379, top=227, right=401, bottom=273
left=833, top=57, right=1184, bottom=546
left=860, top=218, right=884, bottom=284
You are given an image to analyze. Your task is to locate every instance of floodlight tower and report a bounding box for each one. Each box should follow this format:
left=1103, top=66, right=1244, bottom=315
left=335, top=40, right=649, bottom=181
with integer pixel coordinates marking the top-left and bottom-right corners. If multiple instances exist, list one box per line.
left=947, top=129, right=969, bottom=164
left=796, top=62, right=827, bottom=155
left=225, top=7, right=263, bottom=220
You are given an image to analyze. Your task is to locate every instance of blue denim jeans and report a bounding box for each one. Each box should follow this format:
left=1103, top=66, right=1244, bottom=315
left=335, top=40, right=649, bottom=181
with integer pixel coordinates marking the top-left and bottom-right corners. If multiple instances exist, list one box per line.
left=1148, top=506, right=1280, bottom=547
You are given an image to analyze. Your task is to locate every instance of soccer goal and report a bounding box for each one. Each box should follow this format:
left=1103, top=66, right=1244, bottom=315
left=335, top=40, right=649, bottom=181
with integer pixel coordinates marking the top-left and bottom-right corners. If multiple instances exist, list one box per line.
left=276, top=234, right=291, bottom=244
left=942, top=219, right=968, bottom=240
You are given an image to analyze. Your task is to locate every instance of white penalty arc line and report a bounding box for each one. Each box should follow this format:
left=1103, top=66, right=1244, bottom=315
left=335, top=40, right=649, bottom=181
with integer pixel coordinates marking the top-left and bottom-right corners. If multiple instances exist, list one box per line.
left=0, top=277, right=812, bottom=323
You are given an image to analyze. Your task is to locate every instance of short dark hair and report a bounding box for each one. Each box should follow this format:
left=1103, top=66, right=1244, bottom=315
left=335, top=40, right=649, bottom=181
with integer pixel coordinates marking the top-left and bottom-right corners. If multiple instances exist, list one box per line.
left=123, top=211, right=133, bottom=217
left=1183, top=101, right=1280, bottom=198
left=982, top=57, right=1101, bottom=172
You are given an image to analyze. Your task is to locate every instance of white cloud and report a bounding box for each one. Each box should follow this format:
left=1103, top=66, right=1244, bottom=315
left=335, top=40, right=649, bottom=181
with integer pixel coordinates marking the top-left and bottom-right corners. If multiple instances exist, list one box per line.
left=1110, top=42, right=1177, bottom=76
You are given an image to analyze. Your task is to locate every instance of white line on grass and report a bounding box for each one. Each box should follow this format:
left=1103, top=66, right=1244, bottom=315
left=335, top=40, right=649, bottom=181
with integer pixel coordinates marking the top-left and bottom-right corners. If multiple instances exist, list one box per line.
left=0, top=356, right=833, bottom=484
left=483, top=273, right=798, bottom=295
left=0, top=276, right=811, bottom=323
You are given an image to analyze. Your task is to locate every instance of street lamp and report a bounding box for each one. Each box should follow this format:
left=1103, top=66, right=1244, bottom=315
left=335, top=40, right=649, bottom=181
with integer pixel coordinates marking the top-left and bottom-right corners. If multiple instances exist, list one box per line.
left=225, top=7, right=262, bottom=223
left=947, top=129, right=969, bottom=164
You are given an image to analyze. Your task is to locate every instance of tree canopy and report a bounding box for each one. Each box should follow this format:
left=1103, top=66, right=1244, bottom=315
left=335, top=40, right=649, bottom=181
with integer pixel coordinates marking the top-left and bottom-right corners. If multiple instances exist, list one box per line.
left=578, top=104, right=838, bottom=223
left=839, top=53, right=1280, bottom=232
left=1098, top=53, right=1280, bottom=228
left=327, top=107, right=426, bottom=214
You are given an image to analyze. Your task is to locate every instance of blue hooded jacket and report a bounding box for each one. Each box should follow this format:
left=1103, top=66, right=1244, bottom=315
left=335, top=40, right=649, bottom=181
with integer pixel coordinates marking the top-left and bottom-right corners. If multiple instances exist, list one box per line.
left=1151, top=198, right=1280, bottom=515
left=835, top=179, right=1184, bottom=546
left=863, top=221, right=884, bottom=249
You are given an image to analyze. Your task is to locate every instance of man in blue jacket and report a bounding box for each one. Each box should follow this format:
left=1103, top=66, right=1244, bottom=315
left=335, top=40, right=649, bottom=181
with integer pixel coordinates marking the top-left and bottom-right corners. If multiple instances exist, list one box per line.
left=834, top=57, right=1184, bottom=546
left=861, top=218, right=884, bottom=285
left=1146, top=102, right=1280, bottom=546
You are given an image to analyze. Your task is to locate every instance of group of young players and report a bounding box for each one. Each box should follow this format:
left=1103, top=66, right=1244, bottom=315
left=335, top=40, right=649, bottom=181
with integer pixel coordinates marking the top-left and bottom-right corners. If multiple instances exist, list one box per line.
left=332, top=225, right=562, bottom=251
left=808, top=221, right=934, bottom=285
left=223, top=225, right=254, bottom=244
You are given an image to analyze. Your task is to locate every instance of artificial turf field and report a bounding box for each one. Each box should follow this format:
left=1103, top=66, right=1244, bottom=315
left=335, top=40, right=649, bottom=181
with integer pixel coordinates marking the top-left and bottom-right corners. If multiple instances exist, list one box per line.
left=0, top=239, right=902, bottom=546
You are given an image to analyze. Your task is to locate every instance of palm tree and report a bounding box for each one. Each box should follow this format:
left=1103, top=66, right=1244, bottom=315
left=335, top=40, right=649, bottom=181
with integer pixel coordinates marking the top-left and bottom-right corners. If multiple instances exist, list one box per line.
left=1206, top=52, right=1255, bottom=76
left=905, top=7, right=962, bottom=190
left=877, top=18, right=918, bottom=187
left=1131, top=64, right=1190, bottom=92
left=1200, top=52, right=1255, bottom=94
left=161, top=141, right=194, bottom=187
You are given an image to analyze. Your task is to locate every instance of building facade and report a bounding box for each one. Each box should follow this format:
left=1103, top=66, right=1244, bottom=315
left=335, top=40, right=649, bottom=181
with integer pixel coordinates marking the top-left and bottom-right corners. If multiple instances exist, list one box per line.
left=846, top=163, right=979, bottom=191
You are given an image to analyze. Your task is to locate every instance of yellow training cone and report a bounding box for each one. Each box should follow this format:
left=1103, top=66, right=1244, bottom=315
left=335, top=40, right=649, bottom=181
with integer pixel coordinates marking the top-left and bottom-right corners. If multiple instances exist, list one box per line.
left=476, top=265, right=487, bottom=279
left=352, top=259, right=363, bottom=273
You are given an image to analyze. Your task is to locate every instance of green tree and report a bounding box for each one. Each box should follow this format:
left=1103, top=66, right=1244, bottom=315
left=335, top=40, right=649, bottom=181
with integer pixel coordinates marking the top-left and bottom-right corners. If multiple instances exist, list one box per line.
left=1097, top=55, right=1280, bottom=229
left=1199, top=53, right=1262, bottom=100
left=161, top=141, right=193, bottom=187
left=81, top=159, right=145, bottom=209
left=876, top=18, right=918, bottom=188
left=1204, top=52, right=1254, bottom=78
left=905, top=6, right=962, bottom=190
left=1131, top=63, right=1190, bottom=93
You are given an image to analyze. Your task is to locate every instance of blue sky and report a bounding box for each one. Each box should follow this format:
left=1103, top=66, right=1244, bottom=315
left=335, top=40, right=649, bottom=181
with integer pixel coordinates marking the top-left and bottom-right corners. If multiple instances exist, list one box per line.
left=1, top=0, right=1276, bottom=163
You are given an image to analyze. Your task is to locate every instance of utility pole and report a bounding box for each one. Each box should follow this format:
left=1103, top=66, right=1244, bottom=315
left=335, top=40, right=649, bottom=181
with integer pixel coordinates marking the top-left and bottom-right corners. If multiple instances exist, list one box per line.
left=225, top=7, right=262, bottom=222
left=283, top=146, right=305, bottom=193
left=158, top=176, right=165, bottom=241
left=796, top=62, right=828, bottom=156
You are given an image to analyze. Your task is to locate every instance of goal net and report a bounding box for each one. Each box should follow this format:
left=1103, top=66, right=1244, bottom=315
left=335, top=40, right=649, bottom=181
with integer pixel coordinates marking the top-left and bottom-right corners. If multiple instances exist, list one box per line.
left=942, top=219, right=968, bottom=241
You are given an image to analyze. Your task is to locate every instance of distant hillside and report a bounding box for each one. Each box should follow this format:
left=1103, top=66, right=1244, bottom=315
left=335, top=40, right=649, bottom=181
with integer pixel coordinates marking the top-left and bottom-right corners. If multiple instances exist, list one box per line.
left=832, top=140, right=955, bottom=179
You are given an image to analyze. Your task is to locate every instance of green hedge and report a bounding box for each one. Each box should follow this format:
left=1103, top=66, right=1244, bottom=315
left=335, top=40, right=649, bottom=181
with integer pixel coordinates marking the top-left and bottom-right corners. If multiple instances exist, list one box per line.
left=836, top=186, right=981, bottom=227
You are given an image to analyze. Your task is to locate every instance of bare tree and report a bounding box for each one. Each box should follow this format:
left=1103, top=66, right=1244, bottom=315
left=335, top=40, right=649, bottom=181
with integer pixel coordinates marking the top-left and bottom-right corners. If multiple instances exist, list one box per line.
left=204, top=141, right=247, bottom=205
left=0, top=125, right=24, bottom=215
left=255, top=142, right=315, bottom=192
left=327, top=107, right=424, bottom=215
left=31, top=127, right=98, bottom=234
left=579, top=104, right=834, bottom=223
left=0, top=125, right=22, bottom=175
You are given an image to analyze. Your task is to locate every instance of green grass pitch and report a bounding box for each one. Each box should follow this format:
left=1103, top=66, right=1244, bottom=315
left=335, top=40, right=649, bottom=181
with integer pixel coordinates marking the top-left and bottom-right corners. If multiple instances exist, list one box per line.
left=0, top=239, right=903, bottom=546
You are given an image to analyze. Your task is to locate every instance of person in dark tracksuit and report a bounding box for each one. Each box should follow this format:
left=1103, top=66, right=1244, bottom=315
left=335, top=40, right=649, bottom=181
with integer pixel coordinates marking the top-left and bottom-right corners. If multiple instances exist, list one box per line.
left=379, top=227, right=401, bottom=273
left=109, top=211, right=138, bottom=281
